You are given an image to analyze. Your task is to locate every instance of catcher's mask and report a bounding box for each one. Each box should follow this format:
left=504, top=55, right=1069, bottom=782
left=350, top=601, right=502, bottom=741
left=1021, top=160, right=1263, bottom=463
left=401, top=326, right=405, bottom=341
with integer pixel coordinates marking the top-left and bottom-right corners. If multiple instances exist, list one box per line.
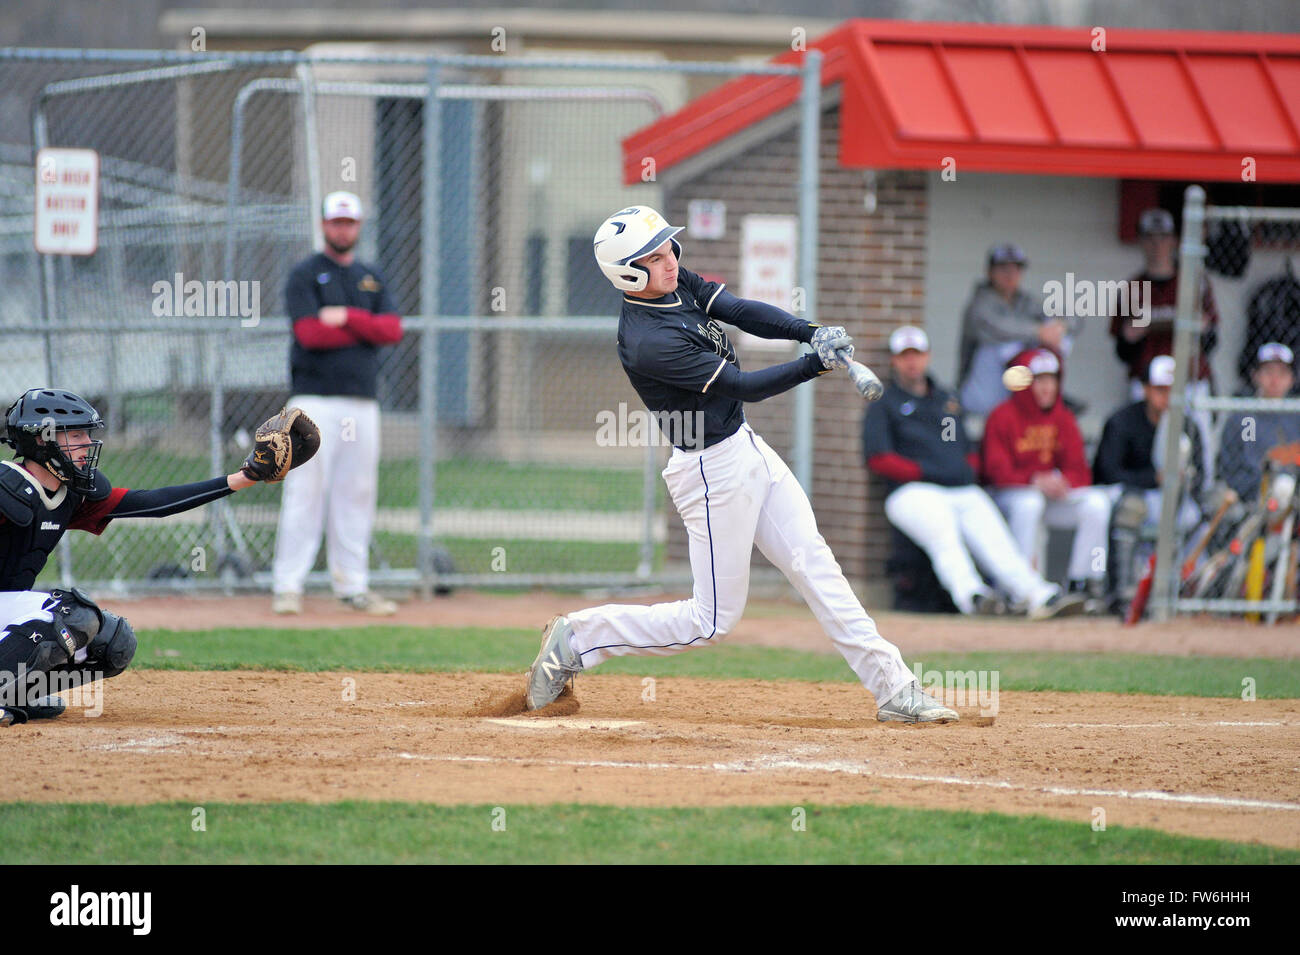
left=3, top=389, right=105, bottom=493
left=593, top=205, right=684, bottom=293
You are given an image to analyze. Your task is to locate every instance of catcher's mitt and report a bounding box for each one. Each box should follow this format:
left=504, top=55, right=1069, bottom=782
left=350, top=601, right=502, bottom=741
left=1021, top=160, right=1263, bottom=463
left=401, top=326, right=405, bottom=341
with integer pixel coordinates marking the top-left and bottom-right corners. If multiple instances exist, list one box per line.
left=241, top=407, right=321, bottom=483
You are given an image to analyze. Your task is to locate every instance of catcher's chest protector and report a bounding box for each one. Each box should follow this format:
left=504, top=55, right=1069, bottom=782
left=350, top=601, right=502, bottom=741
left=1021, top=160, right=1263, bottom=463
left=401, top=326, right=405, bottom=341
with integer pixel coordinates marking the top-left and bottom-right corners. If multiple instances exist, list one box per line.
left=0, top=464, right=83, bottom=591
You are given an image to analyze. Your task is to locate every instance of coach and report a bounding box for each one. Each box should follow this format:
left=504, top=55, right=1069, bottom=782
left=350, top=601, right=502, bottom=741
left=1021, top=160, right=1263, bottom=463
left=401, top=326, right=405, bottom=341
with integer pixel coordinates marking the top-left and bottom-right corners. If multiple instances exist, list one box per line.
left=271, top=191, right=403, bottom=615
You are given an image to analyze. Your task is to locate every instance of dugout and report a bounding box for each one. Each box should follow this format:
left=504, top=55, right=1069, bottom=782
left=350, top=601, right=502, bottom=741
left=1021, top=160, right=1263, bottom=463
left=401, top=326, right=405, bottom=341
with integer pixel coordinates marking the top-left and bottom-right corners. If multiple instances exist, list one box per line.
left=621, top=18, right=1300, bottom=598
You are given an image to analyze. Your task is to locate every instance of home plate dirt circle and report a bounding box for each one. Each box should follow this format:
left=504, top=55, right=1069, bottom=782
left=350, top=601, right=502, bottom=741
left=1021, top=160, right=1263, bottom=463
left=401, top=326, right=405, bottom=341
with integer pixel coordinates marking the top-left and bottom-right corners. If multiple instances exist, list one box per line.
left=0, top=670, right=1295, bottom=851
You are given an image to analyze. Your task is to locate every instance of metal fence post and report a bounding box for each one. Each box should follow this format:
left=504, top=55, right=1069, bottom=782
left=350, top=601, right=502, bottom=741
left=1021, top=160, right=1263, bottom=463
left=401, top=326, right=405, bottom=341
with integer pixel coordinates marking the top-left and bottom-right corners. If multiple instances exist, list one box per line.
left=417, top=61, right=442, bottom=596
left=1152, top=184, right=1206, bottom=621
left=793, top=49, right=822, bottom=493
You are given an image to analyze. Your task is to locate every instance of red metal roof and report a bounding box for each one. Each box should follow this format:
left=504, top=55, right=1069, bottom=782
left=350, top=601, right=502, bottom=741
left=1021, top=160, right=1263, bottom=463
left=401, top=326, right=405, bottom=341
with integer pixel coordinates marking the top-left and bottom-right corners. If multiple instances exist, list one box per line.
left=623, top=20, right=1300, bottom=183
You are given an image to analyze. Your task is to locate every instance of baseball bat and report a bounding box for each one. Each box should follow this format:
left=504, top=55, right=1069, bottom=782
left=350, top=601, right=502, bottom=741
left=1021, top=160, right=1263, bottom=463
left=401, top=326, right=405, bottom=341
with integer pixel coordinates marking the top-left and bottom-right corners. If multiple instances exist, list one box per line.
left=1283, top=539, right=1299, bottom=604
left=1180, top=489, right=1237, bottom=581
left=1265, top=511, right=1295, bottom=625
left=835, top=347, right=884, bottom=401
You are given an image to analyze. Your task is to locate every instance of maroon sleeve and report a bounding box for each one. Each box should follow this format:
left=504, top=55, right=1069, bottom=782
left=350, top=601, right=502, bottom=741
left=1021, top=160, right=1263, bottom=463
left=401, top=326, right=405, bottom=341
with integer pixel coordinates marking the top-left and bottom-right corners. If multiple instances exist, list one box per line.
left=68, top=487, right=129, bottom=535
left=293, top=316, right=363, bottom=350
left=866, top=452, right=923, bottom=484
left=344, top=307, right=404, bottom=345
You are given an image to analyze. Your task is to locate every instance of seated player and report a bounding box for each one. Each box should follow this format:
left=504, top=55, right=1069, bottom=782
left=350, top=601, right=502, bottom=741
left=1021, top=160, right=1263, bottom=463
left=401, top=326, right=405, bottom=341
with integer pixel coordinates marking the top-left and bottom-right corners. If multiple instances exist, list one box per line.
left=1217, top=342, right=1300, bottom=502
left=981, top=348, right=1113, bottom=610
left=1093, top=355, right=1206, bottom=600
left=863, top=326, right=1085, bottom=620
left=0, top=390, right=317, bottom=726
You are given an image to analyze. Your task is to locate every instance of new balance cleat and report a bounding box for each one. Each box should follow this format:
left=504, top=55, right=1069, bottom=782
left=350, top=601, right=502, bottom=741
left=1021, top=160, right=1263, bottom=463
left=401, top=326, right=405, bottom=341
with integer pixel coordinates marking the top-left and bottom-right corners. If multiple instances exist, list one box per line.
left=525, top=615, right=583, bottom=710
left=876, top=681, right=959, bottom=724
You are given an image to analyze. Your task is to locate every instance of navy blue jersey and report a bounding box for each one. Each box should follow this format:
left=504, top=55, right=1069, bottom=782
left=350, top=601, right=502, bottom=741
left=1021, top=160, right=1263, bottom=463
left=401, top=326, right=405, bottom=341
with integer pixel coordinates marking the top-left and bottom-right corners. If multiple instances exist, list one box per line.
left=285, top=253, right=399, bottom=398
left=617, top=268, right=821, bottom=449
left=862, top=376, right=977, bottom=491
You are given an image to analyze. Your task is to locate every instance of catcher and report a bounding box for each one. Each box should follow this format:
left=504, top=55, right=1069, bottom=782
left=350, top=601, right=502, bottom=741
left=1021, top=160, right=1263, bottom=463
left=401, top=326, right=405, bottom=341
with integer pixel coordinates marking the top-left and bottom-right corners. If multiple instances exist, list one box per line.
left=0, top=389, right=319, bottom=726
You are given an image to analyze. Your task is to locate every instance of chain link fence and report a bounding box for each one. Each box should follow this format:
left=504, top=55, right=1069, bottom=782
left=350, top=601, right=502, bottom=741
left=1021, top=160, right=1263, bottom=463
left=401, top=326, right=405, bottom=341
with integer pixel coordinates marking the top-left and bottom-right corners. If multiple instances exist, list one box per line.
left=1152, top=188, right=1300, bottom=623
left=0, top=48, right=815, bottom=595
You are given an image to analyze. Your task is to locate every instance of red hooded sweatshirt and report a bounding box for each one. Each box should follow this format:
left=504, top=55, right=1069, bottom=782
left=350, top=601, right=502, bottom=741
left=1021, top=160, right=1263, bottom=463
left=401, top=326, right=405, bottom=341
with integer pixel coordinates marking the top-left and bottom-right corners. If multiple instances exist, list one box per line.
left=981, top=348, right=1092, bottom=487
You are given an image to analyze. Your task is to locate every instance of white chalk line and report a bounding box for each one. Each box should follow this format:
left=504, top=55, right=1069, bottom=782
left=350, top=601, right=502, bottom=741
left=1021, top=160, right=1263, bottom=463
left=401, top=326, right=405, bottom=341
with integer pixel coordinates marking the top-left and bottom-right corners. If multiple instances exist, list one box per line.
left=393, top=751, right=1300, bottom=812
left=1031, top=721, right=1289, bottom=729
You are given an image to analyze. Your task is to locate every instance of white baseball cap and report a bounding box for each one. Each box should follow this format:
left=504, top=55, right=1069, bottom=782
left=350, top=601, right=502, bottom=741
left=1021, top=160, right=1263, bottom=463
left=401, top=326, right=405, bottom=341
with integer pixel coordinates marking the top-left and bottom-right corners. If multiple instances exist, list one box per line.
left=1146, top=355, right=1176, bottom=387
left=1257, top=342, right=1295, bottom=366
left=889, top=326, right=930, bottom=354
left=1027, top=350, right=1060, bottom=376
left=323, top=191, right=363, bottom=221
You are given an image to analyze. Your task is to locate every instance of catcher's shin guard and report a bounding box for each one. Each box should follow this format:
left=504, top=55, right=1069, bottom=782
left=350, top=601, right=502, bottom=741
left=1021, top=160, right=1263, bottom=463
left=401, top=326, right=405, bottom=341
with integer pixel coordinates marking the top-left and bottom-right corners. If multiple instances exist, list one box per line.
left=0, top=587, right=103, bottom=684
left=48, top=611, right=137, bottom=683
left=0, top=589, right=105, bottom=720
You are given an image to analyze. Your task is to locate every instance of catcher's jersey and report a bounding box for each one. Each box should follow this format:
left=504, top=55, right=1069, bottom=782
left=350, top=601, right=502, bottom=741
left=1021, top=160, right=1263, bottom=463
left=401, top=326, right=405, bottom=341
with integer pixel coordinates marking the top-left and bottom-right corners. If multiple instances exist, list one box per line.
left=0, top=461, right=117, bottom=591
left=617, top=268, right=745, bottom=450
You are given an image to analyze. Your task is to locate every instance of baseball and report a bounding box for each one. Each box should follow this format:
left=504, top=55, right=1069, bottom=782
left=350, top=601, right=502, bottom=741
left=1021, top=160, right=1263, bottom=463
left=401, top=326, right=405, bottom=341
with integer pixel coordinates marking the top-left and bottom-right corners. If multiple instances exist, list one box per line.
left=1002, top=365, right=1033, bottom=391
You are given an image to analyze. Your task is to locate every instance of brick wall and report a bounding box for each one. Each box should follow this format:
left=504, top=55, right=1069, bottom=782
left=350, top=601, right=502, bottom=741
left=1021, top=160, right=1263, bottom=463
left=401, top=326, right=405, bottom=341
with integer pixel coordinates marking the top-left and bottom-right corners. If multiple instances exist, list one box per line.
left=662, top=104, right=928, bottom=588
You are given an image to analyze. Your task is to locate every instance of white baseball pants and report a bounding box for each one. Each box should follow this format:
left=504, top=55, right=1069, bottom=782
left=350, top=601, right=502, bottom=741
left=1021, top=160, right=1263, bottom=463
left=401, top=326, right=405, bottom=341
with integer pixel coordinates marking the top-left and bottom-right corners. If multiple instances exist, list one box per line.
left=992, top=485, right=1114, bottom=582
left=0, top=590, right=90, bottom=666
left=884, top=483, right=1058, bottom=614
left=567, top=423, right=914, bottom=705
left=272, top=395, right=381, bottom=598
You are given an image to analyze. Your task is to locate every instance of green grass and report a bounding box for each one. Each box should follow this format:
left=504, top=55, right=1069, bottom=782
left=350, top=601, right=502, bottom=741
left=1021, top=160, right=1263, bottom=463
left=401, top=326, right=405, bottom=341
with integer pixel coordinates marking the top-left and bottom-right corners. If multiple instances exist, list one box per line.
left=32, top=452, right=655, bottom=584
left=98, top=451, right=644, bottom=511
left=130, top=626, right=1300, bottom=698
left=1, top=802, right=1292, bottom=864
left=35, top=525, right=655, bottom=586
left=372, top=533, right=653, bottom=575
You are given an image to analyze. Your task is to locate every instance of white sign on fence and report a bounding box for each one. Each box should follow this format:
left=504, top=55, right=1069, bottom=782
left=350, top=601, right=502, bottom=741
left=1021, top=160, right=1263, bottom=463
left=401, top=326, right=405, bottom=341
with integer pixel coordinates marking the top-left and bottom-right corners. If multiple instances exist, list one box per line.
left=738, top=214, right=798, bottom=351
left=34, top=147, right=99, bottom=255
left=740, top=214, right=797, bottom=308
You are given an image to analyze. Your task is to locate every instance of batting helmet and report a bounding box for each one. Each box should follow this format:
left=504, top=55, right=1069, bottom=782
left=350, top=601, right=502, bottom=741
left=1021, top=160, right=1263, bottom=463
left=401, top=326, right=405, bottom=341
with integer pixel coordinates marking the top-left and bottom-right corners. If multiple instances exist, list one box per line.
left=3, top=389, right=105, bottom=493
left=593, top=205, right=683, bottom=292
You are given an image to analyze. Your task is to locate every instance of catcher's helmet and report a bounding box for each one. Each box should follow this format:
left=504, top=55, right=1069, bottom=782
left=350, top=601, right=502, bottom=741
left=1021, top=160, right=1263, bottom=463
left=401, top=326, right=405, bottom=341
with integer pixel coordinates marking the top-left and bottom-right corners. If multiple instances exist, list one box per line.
left=3, top=389, right=104, bottom=493
left=593, top=205, right=683, bottom=292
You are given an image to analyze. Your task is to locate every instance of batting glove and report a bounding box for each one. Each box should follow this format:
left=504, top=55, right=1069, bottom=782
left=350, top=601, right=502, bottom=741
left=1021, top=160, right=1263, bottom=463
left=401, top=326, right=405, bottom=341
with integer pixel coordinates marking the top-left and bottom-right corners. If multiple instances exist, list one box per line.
left=811, top=326, right=854, bottom=370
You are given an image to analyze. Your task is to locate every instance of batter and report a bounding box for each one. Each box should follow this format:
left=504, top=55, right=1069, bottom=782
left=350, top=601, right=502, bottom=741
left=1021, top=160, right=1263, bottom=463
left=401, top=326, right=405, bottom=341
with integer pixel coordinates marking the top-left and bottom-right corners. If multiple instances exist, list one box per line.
left=523, top=206, right=956, bottom=723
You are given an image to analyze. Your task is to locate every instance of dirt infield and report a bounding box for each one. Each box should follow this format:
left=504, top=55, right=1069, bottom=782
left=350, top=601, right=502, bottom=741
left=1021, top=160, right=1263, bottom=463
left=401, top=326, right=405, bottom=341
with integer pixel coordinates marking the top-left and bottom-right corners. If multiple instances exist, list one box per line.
left=108, top=589, right=1300, bottom=658
left=2, top=671, right=1296, bottom=850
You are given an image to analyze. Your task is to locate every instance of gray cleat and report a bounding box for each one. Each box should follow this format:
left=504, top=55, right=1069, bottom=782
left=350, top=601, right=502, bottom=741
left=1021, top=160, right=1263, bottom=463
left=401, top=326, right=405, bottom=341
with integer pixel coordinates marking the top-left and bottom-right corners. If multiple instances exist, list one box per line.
left=876, top=681, right=959, bottom=724
left=525, top=615, right=583, bottom=710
